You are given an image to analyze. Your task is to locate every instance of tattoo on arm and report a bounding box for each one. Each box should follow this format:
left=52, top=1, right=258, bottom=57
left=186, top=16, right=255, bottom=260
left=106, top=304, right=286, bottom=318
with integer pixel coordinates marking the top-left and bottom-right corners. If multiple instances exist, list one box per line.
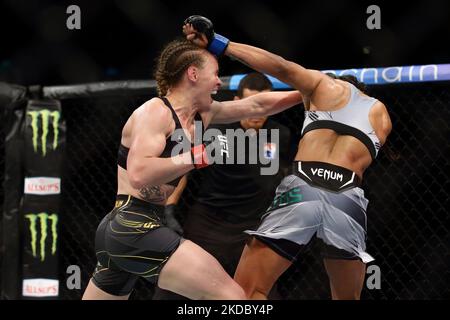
left=139, top=185, right=167, bottom=203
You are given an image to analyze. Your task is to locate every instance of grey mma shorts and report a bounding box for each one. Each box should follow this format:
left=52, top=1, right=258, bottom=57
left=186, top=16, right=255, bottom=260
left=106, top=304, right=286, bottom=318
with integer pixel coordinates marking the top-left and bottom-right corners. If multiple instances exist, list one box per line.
left=246, top=166, right=374, bottom=263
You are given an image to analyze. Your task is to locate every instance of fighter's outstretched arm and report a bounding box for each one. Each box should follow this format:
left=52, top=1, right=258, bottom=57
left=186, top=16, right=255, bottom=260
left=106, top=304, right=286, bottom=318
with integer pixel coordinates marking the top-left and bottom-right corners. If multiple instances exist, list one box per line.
left=209, top=90, right=302, bottom=124
left=183, top=16, right=326, bottom=97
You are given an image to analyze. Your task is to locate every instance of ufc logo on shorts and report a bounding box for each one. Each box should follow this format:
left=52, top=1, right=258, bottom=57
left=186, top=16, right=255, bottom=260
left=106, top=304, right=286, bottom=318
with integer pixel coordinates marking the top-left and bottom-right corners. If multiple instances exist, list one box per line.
left=217, top=135, right=229, bottom=157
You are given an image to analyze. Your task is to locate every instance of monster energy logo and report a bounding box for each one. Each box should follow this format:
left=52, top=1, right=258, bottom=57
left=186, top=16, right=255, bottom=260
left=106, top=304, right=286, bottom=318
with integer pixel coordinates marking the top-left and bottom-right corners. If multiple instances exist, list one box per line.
left=27, top=110, right=60, bottom=156
left=25, top=213, right=58, bottom=262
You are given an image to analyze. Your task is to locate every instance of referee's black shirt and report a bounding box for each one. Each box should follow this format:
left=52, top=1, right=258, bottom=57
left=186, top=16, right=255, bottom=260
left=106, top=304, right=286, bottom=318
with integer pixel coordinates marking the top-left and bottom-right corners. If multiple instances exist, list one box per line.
left=195, top=119, right=293, bottom=222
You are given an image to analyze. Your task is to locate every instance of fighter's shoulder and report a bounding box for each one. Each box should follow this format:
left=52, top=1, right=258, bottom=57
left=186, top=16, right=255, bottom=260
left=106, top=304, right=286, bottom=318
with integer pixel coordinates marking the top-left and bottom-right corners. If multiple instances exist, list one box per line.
left=370, top=99, right=389, bottom=116
left=312, top=73, right=341, bottom=96
left=134, top=98, right=172, bottom=122
left=199, top=101, right=220, bottom=127
left=369, top=100, right=392, bottom=139
left=128, top=98, right=173, bottom=135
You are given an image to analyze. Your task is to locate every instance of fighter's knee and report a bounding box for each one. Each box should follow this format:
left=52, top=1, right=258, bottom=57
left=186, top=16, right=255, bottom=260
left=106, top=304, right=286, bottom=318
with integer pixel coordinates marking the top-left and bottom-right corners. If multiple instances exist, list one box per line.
left=204, top=280, right=245, bottom=300
left=234, top=275, right=251, bottom=297
left=236, top=280, right=269, bottom=299
left=223, top=285, right=246, bottom=300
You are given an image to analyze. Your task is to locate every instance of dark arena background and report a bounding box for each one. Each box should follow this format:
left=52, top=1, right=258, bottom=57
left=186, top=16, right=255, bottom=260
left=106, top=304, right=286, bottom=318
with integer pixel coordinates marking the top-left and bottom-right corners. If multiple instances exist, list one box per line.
left=0, top=0, right=449, bottom=302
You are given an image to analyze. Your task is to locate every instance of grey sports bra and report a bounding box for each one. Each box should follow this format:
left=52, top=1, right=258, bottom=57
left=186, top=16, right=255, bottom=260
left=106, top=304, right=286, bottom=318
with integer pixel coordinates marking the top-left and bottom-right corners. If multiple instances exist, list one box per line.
left=302, top=83, right=381, bottom=159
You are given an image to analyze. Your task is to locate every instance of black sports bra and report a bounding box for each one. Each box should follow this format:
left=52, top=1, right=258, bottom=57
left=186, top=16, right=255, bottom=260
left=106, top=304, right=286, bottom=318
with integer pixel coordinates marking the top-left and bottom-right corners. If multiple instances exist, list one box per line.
left=117, top=97, right=204, bottom=187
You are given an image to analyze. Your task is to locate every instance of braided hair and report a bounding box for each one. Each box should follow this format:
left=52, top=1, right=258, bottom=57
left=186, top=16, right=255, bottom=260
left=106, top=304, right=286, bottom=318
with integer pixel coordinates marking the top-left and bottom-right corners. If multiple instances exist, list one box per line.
left=154, top=39, right=206, bottom=96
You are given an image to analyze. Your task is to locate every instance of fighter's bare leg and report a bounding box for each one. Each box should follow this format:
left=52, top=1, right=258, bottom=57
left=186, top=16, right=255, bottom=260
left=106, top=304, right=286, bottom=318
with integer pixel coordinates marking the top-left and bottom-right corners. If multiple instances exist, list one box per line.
left=157, top=240, right=246, bottom=300
left=234, top=237, right=292, bottom=299
left=323, top=259, right=366, bottom=300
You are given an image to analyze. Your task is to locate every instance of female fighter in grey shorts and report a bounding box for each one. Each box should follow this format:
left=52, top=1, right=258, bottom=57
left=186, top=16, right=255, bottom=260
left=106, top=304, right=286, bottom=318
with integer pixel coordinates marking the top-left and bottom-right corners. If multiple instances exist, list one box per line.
left=184, top=16, right=392, bottom=300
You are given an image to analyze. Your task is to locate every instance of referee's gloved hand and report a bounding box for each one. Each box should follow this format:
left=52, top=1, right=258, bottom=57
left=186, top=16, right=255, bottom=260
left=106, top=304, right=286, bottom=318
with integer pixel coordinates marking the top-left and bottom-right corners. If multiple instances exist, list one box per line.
left=183, top=15, right=229, bottom=56
left=164, top=204, right=183, bottom=236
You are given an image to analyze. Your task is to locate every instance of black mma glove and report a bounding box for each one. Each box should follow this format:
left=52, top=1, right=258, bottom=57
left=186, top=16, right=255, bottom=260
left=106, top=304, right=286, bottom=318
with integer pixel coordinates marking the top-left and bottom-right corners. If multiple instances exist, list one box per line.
left=184, top=15, right=229, bottom=56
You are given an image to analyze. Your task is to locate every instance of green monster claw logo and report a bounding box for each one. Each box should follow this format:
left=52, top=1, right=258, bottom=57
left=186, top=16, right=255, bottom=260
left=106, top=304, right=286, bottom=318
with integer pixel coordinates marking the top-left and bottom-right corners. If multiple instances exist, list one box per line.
left=27, top=110, right=60, bottom=156
left=25, top=213, right=58, bottom=262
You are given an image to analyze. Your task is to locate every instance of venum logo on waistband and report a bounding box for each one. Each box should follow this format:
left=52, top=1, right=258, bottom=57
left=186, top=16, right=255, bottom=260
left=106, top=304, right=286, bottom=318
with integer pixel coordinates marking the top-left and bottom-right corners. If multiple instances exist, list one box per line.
left=310, top=168, right=344, bottom=182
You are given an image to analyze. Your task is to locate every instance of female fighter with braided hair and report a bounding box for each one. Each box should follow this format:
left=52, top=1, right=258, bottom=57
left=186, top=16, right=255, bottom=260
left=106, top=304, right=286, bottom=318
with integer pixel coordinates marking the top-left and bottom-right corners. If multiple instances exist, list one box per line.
left=82, top=38, right=302, bottom=300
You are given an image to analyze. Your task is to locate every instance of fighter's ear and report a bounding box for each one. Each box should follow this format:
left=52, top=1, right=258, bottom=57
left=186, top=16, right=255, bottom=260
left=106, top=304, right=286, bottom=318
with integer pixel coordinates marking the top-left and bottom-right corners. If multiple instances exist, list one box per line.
left=187, top=65, right=199, bottom=82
